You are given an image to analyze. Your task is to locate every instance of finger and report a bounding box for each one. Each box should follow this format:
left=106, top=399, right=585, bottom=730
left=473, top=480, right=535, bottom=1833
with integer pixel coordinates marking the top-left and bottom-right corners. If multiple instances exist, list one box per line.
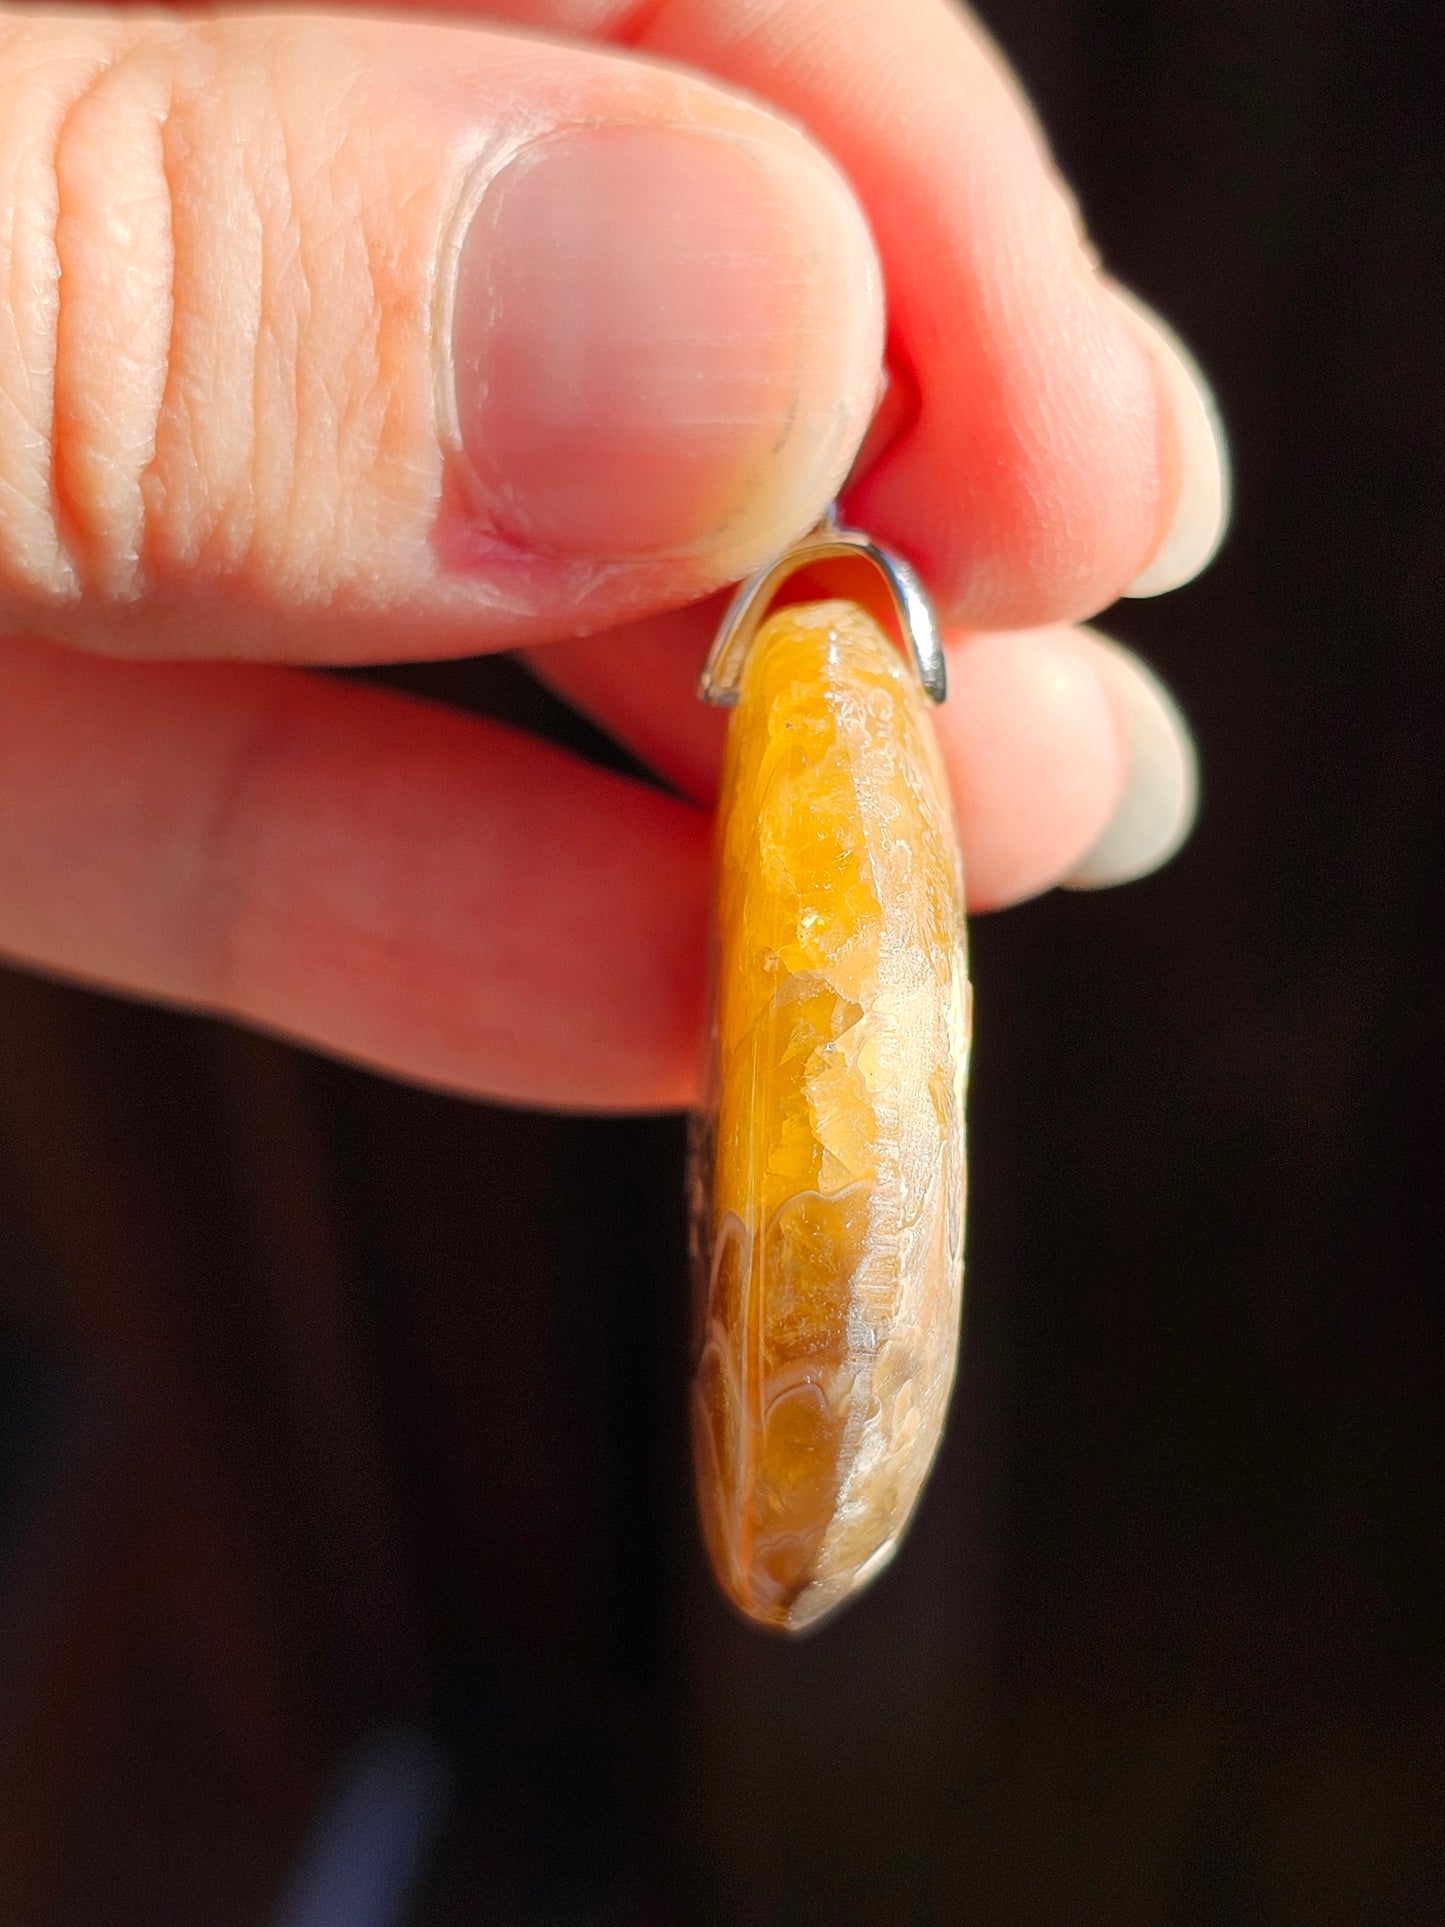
left=524, top=600, right=735, bottom=810
left=931, top=627, right=1124, bottom=909
left=0, top=10, right=880, bottom=662
left=476, top=0, right=1230, bottom=626
left=528, top=613, right=1197, bottom=908
left=1062, top=632, right=1199, bottom=888
left=0, top=632, right=708, bottom=1109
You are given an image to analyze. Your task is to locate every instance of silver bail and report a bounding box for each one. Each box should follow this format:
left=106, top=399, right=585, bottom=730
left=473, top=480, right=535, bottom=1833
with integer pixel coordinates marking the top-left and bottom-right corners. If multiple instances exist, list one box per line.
left=697, top=508, right=947, bottom=707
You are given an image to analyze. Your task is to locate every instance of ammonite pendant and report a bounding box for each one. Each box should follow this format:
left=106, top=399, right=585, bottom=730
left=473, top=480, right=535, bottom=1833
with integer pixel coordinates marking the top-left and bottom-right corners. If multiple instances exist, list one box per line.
left=689, top=516, right=971, bottom=1632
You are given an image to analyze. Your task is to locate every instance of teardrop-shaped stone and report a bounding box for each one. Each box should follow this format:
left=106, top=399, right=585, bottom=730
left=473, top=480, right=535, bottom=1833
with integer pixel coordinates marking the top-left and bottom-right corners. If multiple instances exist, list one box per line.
left=690, top=600, right=970, bottom=1632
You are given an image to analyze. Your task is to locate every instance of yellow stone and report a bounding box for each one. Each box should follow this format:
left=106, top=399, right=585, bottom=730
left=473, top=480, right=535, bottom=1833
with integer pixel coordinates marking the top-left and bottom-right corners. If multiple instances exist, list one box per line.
left=690, top=599, right=971, bottom=1632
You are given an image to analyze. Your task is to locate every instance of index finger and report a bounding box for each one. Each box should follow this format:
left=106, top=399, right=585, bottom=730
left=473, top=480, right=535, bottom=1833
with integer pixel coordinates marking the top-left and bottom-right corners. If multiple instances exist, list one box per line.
left=449, top=0, right=1230, bottom=627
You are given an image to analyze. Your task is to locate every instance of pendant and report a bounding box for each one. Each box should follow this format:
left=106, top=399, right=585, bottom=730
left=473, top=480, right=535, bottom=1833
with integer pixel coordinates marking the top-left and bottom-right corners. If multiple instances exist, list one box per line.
left=689, top=513, right=971, bottom=1633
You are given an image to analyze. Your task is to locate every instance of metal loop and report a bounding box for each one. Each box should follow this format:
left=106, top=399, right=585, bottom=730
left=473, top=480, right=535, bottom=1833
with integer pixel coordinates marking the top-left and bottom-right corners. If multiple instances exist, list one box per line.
left=697, top=512, right=946, bottom=707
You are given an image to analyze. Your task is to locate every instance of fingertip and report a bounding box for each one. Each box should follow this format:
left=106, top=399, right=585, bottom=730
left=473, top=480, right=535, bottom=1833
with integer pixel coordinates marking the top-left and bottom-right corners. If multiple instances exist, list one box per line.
left=1062, top=632, right=1199, bottom=888
left=936, top=624, right=1125, bottom=910
left=847, top=187, right=1165, bottom=630
left=446, top=117, right=882, bottom=569
left=1111, top=289, right=1231, bottom=599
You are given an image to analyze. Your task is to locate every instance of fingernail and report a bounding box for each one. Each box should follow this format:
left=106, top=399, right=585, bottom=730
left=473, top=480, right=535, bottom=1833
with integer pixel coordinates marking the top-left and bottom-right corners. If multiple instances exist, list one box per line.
left=1063, top=636, right=1199, bottom=888
left=1111, top=289, right=1231, bottom=598
left=445, top=124, right=882, bottom=562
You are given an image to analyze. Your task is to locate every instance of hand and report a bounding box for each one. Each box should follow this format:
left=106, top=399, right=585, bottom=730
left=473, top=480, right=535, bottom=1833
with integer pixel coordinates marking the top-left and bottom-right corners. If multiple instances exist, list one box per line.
left=0, top=0, right=1227, bottom=1108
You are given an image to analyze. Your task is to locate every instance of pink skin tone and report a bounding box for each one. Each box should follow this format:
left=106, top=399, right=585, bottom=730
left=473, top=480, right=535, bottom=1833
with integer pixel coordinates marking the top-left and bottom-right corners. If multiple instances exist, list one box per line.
left=0, top=0, right=1221, bottom=1110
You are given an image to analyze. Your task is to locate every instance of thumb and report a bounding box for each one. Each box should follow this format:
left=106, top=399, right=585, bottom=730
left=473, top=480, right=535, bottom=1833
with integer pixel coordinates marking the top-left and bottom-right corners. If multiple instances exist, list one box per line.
left=0, top=10, right=882, bottom=663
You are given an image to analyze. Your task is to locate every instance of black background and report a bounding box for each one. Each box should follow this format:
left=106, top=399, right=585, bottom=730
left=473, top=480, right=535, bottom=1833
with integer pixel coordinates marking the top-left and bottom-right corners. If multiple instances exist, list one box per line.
left=2, top=1, right=1442, bottom=1921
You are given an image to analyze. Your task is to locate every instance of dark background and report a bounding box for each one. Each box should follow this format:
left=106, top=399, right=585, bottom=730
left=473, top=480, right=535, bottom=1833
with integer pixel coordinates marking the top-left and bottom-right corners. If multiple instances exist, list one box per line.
left=2, top=2, right=1442, bottom=1921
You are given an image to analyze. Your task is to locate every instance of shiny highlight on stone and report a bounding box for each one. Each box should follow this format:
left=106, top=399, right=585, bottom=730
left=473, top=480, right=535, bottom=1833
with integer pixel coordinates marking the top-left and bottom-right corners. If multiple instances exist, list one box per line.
left=690, top=600, right=970, bottom=1632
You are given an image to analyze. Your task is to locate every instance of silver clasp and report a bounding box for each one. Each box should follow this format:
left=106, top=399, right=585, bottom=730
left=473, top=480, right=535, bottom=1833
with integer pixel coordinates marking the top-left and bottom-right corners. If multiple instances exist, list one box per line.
left=697, top=507, right=947, bottom=707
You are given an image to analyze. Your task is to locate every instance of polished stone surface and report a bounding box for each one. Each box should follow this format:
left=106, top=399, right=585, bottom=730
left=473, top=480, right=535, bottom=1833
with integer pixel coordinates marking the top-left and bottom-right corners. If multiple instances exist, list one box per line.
left=690, top=601, right=970, bottom=1631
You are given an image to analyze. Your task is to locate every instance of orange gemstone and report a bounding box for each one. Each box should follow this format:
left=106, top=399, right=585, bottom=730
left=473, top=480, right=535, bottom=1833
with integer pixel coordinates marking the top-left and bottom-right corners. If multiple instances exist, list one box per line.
left=690, top=600, right=970, bottom=1631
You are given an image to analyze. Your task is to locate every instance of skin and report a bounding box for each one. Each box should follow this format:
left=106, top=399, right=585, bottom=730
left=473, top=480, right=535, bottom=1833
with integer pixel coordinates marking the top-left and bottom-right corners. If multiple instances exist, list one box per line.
left=0, top=0, right=1220, bottom=1110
